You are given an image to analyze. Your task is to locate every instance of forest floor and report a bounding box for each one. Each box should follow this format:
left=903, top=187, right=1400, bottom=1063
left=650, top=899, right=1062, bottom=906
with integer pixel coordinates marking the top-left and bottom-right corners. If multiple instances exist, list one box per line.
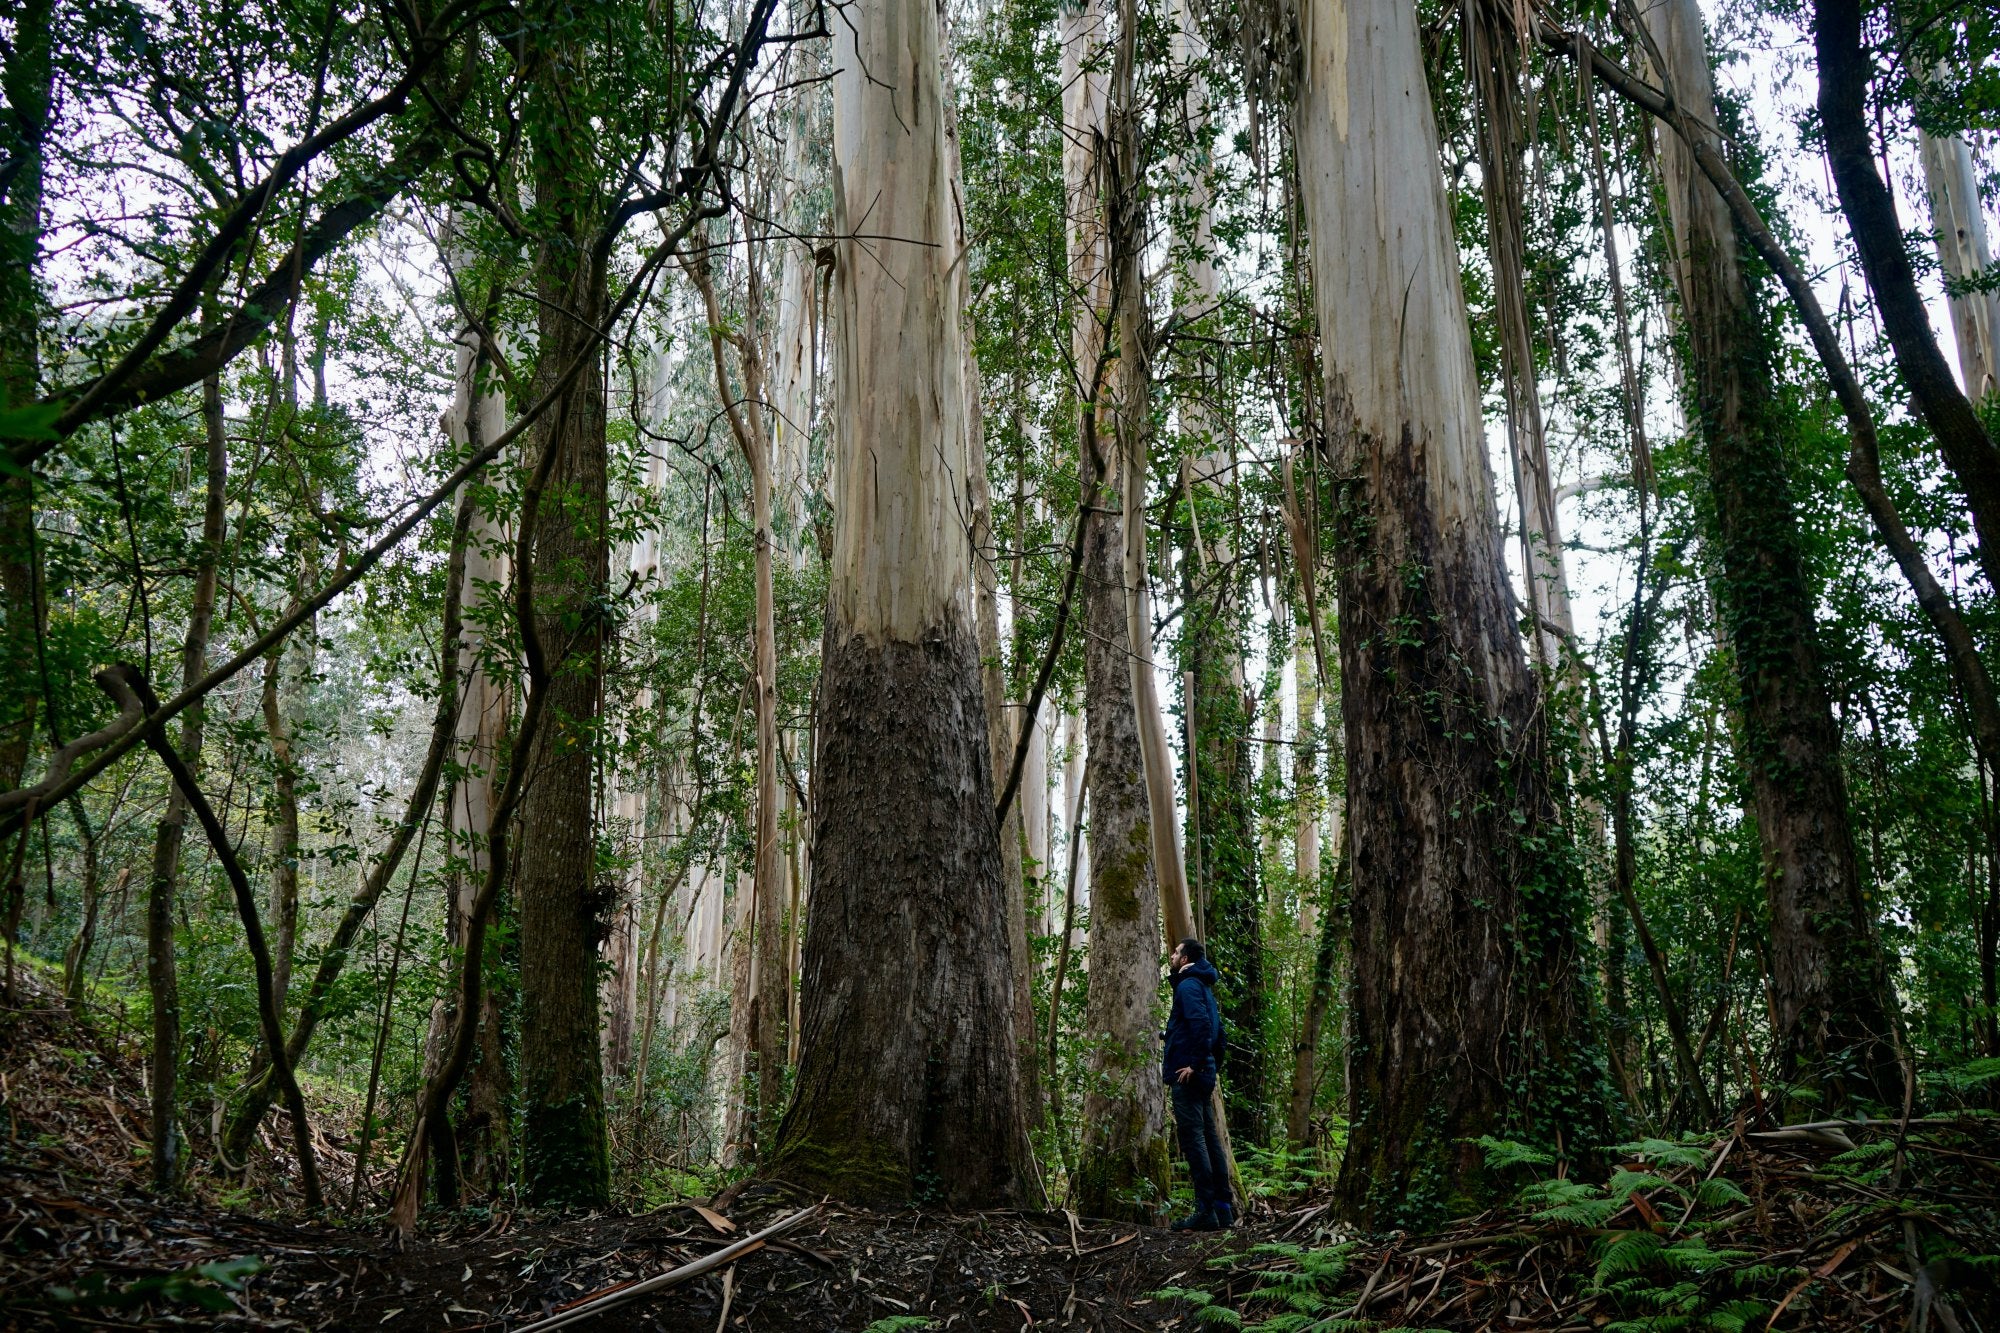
left=3, top=967, right=1996, bottom=1332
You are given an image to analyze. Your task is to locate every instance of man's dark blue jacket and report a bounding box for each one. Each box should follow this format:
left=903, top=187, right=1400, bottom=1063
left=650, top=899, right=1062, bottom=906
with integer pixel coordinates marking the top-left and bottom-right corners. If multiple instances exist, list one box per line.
left=1162, top=957, right=1221, bottom=1093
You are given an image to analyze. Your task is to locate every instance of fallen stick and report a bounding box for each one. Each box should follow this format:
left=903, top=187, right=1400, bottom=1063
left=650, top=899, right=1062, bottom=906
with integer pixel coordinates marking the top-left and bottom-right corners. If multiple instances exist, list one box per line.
left=507, top=1206, right=817, bottom=1333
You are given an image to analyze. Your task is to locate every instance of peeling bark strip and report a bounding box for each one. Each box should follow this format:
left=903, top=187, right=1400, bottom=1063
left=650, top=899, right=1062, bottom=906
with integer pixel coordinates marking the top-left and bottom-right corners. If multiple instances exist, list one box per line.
left=764, top=0, right=1035, bottom=1208
left=1283, top=0, right=1606, bottom=1226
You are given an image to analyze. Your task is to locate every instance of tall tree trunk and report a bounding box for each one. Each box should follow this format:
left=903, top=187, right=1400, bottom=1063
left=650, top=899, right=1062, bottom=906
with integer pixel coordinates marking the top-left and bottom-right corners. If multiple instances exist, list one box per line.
left=0, top=0, right=53, bottom=983
left=142, top=371, right=227, bottom=1190
left=1655, top=0, right=1902, bottom=1106
left=689, top=244, right=787, bottom=1160
left=1063, top=0, right=1173, bottom=1220
left=1814, top=0, right=2000, bottom=596
left=439, top=319, right=514, bottom=1199
left=1467, top=0, right=1574, bottom=672
left=949, top=75, right=1043, bottom=1127
left=1173, top=0, right=1265, bottom=1145
left=764, top=0, right=1038, bottom=1207
left=1916, top=120, right=2000, bottom=406
left=1277, top=0, right=1607, bottom=1226
left=514, top=23, right=613, bottom=1204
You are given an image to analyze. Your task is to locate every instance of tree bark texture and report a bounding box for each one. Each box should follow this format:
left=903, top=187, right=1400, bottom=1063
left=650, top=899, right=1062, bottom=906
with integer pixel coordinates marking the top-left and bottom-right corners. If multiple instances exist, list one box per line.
left=1059, top=0, right=1173, bottom=1220
left=1917, top=120, right=2000, bottom=405
left=0, top=0, right=51, bottom=814
left=1286, top=0, right=1607, bottom=1226
left=438, top=324, right=514, bottom=1198
left=765, top=0, right=1037, bottom=1208
left=1813, top=0, right=2000, bottom=596
left=1654, top=0, right=1902, bottom=1106
left=1467, top=0, right=1574, bottom=672
left=515, top=40, right=613, bottom=1204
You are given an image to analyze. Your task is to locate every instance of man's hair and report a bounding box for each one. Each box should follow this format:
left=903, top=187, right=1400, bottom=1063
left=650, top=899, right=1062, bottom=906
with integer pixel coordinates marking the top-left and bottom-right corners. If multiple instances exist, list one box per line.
left=1177, top=937, right=1206, bottom=963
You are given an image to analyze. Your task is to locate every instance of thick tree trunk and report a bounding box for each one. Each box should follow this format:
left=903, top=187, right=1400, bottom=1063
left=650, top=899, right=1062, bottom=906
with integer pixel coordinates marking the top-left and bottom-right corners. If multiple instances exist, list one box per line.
left=514, top=40, right=613, bottom=1203
left=1655, top=0, right=1902, bottom=1106
left=764, top=0, right=1037, bottom=1207
left=1060, top=0, right=1173, bottom=1221
left=1814, top=0, right=2000, bottom=596
left=1283, top=0, right=1606, bottom=1227
left=0, top=0, right=52, bottom=999
left=438, top=324, right=514, bottom=1199
left=1917, top=123, right=2000, bottom=406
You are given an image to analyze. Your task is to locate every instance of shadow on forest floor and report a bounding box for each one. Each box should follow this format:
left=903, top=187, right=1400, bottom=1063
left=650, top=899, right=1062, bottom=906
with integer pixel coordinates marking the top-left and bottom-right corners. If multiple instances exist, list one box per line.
left=3, top=968, right=1996, bottom=1331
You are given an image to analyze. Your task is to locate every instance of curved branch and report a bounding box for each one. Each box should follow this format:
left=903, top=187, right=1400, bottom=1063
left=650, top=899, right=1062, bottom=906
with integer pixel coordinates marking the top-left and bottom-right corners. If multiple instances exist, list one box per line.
left=97, top=663, right=323, bottom=1212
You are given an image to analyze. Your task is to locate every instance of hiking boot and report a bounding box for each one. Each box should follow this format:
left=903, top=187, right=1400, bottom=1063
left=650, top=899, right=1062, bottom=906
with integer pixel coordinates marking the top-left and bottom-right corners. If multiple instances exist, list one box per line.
left=1170, top=1209, right=1215, bottom=1232
left=1211, top=1203, right=1236, bottom=1229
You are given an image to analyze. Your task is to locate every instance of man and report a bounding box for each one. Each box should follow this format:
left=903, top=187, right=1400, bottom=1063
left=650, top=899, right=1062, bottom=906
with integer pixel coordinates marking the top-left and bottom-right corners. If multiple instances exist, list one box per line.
left=1163, top=937, right=1235, bottom=1230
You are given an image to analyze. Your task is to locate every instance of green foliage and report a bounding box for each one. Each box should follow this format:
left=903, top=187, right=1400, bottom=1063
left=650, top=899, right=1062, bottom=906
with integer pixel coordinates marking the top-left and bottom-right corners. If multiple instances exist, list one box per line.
left=48, top=1256, right=267, bottom=1314
left=860, top=1318, right=938, bottom=1333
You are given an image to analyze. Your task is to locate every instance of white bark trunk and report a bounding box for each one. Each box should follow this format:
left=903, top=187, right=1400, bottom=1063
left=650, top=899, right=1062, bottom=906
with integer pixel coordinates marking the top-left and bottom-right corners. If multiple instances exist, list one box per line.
left=1919, top=125, right=2000, bottom=404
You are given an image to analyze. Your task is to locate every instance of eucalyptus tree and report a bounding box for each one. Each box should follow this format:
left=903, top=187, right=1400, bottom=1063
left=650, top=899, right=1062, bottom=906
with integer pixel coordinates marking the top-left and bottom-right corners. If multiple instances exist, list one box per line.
left=1646, top=0, right=1903, bottom=1107
left=765, top=0, right=1039, bottom=1207
left=1060, top=0, right=1175, bottom=1220
left=1247, top=0, right=1608, bottom=1224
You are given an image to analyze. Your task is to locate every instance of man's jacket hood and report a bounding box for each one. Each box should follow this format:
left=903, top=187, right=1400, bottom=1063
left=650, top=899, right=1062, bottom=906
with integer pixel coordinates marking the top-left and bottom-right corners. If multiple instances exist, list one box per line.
left=1179, top=958, right=1220, bottom=988
left=1162, top=959, right=1222, bottom=1090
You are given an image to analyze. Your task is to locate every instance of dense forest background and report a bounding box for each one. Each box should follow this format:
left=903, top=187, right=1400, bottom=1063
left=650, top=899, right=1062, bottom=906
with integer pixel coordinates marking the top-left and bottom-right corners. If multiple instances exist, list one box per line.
left=1, top=0, right=1997, bottom=1249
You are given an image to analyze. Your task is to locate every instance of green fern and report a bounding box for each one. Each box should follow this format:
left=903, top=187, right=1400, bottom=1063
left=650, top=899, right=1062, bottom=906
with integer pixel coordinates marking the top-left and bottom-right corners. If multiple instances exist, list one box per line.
left=1692, top=1177, right=1749, bottom=1209
left=1614, top=1136, right=1714, bottom=1172
left=1610, top=1168, right=1686, bottom=1203
left=1932, top=1055, right=2000, bottom=1094
left=1474, top=1135, right=1557, bottom=1171
left=1521, top=1175, right=1620, bottom=1227
left=860, top=1318, right=937, bottom=1333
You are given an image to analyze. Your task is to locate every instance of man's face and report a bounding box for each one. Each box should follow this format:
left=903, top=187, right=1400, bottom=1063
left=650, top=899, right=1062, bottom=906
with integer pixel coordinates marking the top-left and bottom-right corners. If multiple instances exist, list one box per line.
left=1169, top=945, right=1185, bottom=973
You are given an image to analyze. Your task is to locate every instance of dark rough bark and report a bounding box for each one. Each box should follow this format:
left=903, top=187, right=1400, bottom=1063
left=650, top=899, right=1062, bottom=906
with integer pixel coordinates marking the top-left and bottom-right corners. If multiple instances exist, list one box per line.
left=1813, top=0, right=2000, bottom=598
left=0, top=0, right=52, bottom=944
left=514, top=48, right=612, bottom=1204
left=1653, top=0, right=1902, bottom=1108
left=767, top=621, right=1039, bottom=1208
left=1329, top=412, right=1609, bottom=1228
left=1073, top=428, right=1172, bottom=1221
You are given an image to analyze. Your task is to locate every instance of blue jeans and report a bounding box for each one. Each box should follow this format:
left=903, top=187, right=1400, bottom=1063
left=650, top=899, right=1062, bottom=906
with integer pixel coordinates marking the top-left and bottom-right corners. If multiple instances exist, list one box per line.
left=1169, top=1080, right=1231, bottom=1213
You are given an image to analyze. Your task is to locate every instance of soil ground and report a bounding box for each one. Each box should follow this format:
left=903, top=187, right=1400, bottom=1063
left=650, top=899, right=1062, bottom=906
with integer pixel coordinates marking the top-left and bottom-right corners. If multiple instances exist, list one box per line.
left=4, top=965, right=1996, bottom=1331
